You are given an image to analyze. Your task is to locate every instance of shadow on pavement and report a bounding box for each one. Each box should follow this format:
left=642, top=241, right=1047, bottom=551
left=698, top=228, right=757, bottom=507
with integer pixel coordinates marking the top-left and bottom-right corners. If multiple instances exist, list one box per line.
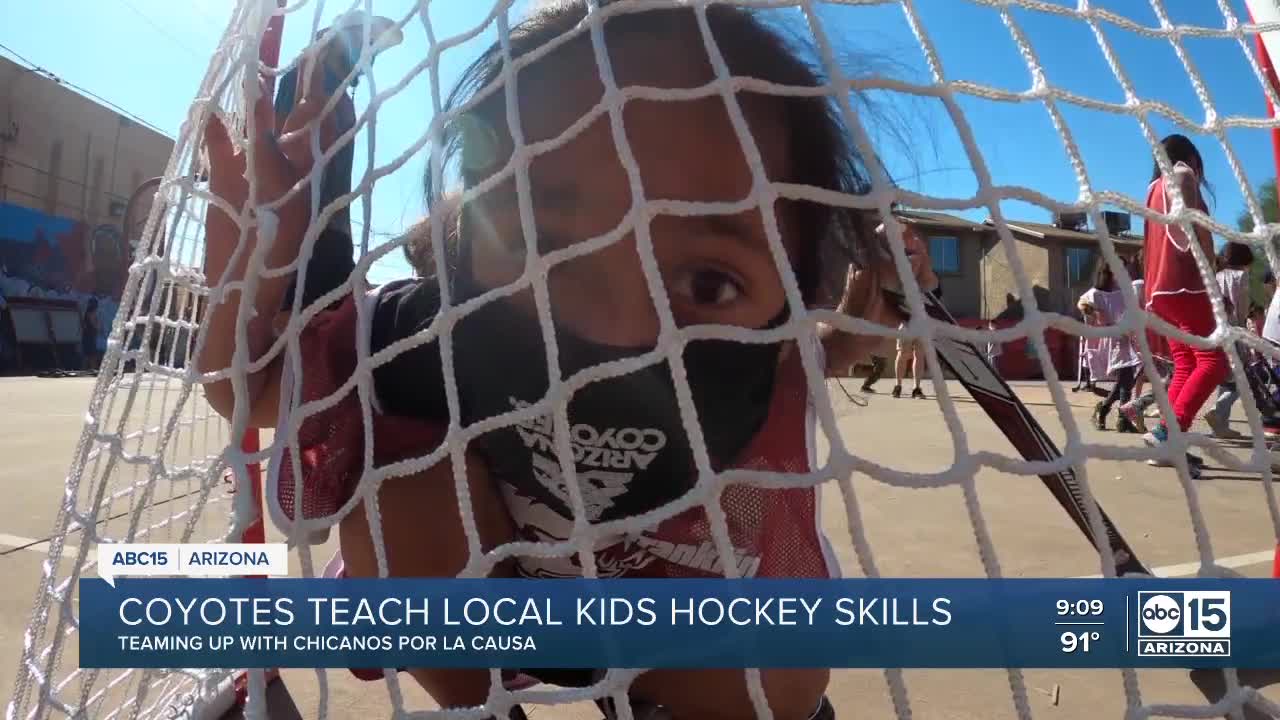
left=1189, top=669, right=1280, bottom=720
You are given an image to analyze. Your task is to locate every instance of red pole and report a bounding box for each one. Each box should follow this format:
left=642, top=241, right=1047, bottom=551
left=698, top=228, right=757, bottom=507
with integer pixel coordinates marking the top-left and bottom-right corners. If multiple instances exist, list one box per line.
left=1253, top=33, right=1280, bottom=199
left=239, top=430, right=265, bottom=548
left=1247, top=5, right=1280, bottom=580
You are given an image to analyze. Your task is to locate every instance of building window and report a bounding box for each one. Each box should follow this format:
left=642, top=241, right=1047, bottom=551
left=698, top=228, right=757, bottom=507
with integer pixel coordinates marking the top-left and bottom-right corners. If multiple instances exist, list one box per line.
left=929, top=236, right=960, bottom=274
left=1067, top=247, right=1094, bottom=285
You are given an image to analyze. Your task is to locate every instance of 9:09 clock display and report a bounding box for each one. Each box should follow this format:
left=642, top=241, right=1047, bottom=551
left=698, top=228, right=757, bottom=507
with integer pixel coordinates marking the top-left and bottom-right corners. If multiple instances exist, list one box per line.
left=1056, top=599, right=1104, bottom=616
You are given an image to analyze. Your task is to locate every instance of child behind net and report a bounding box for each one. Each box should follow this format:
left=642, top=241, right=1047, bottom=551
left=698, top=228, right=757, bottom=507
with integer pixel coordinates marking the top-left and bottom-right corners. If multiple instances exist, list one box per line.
left=1204, top=242, right=1259, bottom=439
left=196, top=2, right=924, bottom=718
left=1086, top=262, right=1142, bottom=433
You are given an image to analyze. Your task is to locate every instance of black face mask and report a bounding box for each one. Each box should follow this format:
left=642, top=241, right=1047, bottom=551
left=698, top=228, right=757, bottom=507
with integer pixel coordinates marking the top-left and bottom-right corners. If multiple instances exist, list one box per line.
left=449, top=273, right=784, bottom=525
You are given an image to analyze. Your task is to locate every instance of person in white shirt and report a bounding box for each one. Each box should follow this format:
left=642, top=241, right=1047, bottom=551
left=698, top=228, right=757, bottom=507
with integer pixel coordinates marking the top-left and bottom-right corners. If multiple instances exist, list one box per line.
left=1075, top=284, right=1109, bottom=394
left=1258, top=260, right=1280, bottom=439
left=887, top=222, right=940, bottom=399
left=1204, top=242, right=1253, bottom=439
left=1089, top=263, right=1143, bottom=431
left=1265, top=263, right=1280, bottom=347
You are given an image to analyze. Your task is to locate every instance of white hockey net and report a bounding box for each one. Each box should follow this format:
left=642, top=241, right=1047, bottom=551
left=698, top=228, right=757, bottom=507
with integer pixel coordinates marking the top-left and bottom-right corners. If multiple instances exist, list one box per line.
left=9, top=0, right=1280, bottom=719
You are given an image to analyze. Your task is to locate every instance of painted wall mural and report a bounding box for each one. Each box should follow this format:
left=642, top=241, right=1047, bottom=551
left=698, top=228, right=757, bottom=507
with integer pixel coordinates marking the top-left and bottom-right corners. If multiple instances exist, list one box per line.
left=0, top=202, right=128, bottom=299
left=0, top=202, right=129, bottom=356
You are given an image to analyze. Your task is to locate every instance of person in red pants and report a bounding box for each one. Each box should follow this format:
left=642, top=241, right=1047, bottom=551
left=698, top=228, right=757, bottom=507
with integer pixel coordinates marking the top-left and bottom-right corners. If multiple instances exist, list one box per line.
left=1141, top=134, right=1227, bottom=478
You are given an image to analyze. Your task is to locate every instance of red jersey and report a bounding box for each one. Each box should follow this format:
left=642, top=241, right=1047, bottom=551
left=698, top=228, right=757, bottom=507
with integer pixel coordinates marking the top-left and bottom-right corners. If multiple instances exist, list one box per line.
left=1143, top=162, right=1213, bottom=306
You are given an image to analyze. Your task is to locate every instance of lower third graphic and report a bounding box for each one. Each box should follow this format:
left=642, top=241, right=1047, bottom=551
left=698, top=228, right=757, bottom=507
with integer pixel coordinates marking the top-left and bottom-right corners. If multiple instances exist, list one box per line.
left=1136, top=591, right=1231, bottom=658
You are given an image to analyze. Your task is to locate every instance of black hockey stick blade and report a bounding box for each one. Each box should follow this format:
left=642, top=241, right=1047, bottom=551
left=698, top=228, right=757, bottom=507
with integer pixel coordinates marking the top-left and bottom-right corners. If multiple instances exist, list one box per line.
left=886, top=290, right=1151, bottom=577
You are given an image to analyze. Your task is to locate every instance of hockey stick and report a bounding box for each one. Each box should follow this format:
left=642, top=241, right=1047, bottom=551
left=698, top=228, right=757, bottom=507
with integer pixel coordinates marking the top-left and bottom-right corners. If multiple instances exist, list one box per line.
left=834, top=378, right=868, bottom=407
left=887, top=289, right=1152, bottom=577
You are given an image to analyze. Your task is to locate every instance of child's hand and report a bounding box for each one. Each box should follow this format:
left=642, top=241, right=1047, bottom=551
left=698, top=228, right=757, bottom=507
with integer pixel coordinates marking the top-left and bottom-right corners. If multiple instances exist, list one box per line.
left=195, top=42, right=357, bottom=425
left=202, top=51, right=353, bottom=257
left=838, top=258, right=908, bottom=330
left=821, top=256, right=909, bottom=375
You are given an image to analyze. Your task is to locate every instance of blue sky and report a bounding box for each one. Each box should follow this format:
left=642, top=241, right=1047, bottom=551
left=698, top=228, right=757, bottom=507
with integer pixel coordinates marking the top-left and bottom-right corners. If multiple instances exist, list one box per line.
left=1, top=0, right=1275, bottom=282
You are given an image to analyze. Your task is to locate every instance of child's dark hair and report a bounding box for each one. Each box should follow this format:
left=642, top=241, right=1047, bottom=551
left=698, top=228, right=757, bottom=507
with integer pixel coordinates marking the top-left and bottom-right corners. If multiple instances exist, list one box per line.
left=402, top=194, right=462, bottom=278
left=1093, top=260, right=1117, bottom=291
left=424, top=0, right=873, bottom=304
left=1151, top=133, right=1213, bottom=205
left=1222, top=241, right=1254, bottom=269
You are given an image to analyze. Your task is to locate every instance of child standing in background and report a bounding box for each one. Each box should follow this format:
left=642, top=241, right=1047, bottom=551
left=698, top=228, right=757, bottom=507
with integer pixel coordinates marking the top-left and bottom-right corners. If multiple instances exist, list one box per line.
left=889, top=221, right=939, bottom=399
left=1087, top=263, right=1141, bottom=432
left=1141, top=134, right=1226, bottom=477
left=1203, top=242, right=1253, bottom=439
left=1118, top=253, right=1153, bottom=434
left=1076, top=285, right=1109, bottom=394
left=81, top=298, right=101, bottom=372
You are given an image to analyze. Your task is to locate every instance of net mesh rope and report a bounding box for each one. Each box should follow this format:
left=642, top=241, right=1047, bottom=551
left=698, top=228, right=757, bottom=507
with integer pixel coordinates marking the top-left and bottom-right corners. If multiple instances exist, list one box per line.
left=7, top=0, right=1280, bottom=719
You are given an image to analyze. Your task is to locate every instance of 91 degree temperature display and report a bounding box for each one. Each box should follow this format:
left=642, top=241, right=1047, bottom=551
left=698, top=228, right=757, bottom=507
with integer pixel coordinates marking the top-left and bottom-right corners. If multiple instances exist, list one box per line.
left=1061, top=630, right=1100, bottom=653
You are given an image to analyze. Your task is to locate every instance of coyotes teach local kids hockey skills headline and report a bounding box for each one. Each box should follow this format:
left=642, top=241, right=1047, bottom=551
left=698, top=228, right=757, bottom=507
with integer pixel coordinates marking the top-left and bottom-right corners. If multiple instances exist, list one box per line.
left=115, top=594, right=954, bottom=629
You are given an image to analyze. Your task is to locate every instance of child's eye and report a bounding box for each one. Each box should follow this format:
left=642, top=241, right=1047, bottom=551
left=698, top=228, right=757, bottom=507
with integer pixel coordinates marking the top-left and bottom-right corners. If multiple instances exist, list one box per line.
left=673, top=267, right=744, bottom=307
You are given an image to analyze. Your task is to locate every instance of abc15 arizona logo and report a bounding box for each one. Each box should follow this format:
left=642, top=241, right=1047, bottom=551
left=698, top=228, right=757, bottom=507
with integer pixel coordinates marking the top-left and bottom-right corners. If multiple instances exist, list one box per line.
left=1136, top=591, right=1231, bottom=657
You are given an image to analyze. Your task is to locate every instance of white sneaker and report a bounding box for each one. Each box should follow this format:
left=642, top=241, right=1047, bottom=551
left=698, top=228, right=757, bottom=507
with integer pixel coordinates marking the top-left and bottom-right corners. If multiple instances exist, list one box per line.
left=1143, top=426, right=1204, bottom=478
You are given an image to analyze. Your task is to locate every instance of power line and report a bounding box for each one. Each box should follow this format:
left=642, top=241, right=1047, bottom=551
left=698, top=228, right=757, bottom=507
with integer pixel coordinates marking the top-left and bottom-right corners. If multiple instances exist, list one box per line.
left=113, top=0, right=207, bottom=62
left=184, top=1, right=227, bottom=32
left=0, top=41, right=173, bottom=139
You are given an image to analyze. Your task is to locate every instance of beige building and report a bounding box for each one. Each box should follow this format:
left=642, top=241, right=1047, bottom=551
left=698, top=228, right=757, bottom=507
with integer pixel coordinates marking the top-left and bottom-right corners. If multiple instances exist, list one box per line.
left=894, top=209, right=1142, bottom=321
left=818, top=209, right=1143, bottom=380
left=0, top=53, right=174, bottom=298
left=0, top=54, right=175, bottom=372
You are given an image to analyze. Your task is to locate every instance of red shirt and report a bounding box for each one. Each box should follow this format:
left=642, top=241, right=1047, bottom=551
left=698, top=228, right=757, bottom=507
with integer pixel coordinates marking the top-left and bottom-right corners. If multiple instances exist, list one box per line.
left=1143, top=162, right=1213, bottom=305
